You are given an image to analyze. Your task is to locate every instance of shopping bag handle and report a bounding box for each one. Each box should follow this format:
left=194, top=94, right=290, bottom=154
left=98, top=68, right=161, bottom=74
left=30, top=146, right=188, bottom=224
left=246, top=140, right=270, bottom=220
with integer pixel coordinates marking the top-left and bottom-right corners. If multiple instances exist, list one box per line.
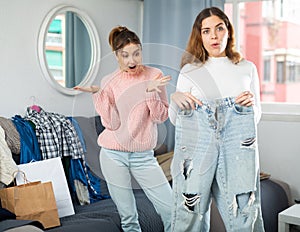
left=12, top=170, right=30, bottom=186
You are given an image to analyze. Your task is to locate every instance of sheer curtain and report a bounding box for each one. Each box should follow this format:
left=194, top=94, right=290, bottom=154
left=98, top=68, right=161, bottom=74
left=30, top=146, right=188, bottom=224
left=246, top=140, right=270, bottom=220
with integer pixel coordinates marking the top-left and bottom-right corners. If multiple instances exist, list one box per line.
left=65, top=12, right=91, bottom=88
left=143, top=0, right=225, bottom=151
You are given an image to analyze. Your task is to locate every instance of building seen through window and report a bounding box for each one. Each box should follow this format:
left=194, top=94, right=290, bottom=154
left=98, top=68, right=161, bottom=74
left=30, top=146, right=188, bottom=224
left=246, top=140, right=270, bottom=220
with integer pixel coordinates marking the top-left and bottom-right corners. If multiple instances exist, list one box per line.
left=45, top=15, right=65, bottom=86
left=225, top=0, right=300, bottom=103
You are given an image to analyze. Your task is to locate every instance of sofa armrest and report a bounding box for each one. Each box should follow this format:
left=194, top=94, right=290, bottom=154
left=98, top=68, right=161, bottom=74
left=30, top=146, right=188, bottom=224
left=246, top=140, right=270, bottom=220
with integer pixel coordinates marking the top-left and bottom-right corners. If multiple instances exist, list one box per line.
left=270, top=178, right=293, bottom=206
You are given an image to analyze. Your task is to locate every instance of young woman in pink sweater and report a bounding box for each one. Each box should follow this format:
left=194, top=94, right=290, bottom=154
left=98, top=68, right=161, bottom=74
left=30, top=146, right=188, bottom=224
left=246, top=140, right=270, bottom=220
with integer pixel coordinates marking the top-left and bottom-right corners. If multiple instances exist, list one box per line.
left=74, top=26, right=172, bottom=232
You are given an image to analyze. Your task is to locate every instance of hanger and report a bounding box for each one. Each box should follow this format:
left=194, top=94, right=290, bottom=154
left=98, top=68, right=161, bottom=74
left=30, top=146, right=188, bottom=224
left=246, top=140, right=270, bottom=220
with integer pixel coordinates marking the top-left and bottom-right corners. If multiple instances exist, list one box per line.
left=29, top=96, right=41, bottom=112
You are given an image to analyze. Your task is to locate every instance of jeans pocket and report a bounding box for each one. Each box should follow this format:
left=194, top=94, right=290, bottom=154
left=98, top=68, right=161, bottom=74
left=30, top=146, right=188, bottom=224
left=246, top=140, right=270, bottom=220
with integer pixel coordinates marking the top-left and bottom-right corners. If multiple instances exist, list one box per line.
left=233, top=104, right=254, bottom=115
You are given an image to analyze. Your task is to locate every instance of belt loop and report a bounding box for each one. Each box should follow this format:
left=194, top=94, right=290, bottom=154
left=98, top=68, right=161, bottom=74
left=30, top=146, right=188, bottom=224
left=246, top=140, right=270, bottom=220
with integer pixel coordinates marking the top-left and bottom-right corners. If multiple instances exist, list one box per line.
left=225, top=97, right=234, bottom=107
left=220, top=97, right=234, bottom=108
left=230, top=97, right=235, bottom=106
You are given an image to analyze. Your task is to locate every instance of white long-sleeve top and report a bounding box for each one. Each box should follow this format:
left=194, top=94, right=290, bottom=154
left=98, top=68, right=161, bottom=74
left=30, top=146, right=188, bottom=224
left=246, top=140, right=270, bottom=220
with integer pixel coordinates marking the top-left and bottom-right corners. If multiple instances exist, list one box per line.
left=169, top=57, right=262, bottom=125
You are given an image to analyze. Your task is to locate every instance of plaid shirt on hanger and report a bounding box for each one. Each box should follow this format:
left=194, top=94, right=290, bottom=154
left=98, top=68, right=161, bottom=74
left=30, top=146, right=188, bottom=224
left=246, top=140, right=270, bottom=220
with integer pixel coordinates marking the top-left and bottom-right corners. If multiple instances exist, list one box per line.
left=25, top=107, right=84, bottom=160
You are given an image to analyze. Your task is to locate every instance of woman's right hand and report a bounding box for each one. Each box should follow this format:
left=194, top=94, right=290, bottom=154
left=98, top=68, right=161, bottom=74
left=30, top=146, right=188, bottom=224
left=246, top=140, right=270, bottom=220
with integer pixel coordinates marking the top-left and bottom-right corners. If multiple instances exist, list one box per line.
left=73, top=85, right=100, bottom=93
left=235, top=91, right=254, bottom=106
left=171, top=91, right=202, bottom=110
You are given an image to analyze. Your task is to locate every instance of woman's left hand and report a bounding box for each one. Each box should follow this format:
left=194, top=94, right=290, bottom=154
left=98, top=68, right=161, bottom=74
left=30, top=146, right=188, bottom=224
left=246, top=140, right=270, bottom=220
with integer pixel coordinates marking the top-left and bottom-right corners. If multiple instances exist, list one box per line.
left=235, top=91, right=254, bottom=106
left=147, top=74, right=171, bottom=93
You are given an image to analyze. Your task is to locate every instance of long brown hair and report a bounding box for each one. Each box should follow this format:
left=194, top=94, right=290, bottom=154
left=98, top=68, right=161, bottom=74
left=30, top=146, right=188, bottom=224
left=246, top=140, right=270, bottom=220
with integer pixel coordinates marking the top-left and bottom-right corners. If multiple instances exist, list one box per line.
left=108, top=26, right=141, bottom=53
left=181, top=7, right=242, bottom=68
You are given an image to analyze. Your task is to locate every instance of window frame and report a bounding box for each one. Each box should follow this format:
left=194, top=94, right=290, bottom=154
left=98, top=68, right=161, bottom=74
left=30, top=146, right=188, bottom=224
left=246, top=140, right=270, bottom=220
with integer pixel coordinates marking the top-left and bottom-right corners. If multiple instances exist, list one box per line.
left=225, top=0, right=300, bottom=121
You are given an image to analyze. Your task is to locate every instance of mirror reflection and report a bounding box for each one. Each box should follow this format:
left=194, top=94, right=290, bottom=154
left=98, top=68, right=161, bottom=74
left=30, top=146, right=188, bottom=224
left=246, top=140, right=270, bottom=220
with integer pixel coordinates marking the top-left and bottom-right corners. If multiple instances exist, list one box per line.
left=45, top=11, right=91, bottom=88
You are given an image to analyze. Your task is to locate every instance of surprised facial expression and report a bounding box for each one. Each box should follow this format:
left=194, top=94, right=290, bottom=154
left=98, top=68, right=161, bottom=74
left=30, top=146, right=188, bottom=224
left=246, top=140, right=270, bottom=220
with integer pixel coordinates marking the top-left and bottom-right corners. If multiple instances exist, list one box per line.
left=201, top=15, right=229, bottom=58
left=116, top=43, right=142, bottom=74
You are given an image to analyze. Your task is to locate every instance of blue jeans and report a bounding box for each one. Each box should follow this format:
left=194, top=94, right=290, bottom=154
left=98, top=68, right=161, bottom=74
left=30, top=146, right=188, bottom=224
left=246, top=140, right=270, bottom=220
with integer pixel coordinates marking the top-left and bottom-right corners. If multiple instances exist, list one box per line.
left=100, top=148, right=172, bottom=232
left=171, top=97, right=265, bottom=232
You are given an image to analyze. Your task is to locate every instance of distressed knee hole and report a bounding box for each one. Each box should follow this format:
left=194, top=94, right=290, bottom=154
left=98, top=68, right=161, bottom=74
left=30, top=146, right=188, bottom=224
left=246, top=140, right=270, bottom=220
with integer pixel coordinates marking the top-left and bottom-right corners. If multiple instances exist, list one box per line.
left=240, top=137, right=256, bottom=148
left=182, top=193, right=200, bottom=212
left=182, top=159, right=193, bottom=180
left=229, top=191, right=256, bottom=217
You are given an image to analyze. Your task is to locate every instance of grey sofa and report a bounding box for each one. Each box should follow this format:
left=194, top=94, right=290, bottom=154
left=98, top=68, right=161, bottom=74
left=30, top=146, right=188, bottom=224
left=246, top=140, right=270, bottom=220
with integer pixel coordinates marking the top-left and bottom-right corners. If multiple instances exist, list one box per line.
left=0, top=116, right=291, bottom=232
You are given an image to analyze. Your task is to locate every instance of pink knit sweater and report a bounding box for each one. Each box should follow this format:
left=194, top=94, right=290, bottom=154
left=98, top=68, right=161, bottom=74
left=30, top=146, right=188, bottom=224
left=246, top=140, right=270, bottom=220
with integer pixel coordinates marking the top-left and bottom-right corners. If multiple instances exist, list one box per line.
left=92, top=65, right=169, bottom=152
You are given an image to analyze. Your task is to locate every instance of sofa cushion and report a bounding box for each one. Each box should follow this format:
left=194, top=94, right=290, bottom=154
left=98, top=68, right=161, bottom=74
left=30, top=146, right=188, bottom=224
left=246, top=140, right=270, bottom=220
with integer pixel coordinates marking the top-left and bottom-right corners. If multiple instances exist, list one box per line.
left=0, top=220, right=43, bottom=232
left=47, top=190, right=164, bottom=232
left=95, top=116, right=105, bottom=136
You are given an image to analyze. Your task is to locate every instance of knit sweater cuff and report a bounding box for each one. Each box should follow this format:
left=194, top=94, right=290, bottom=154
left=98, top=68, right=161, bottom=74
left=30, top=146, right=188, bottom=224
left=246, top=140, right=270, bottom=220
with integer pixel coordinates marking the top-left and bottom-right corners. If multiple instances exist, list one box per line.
left=145, top=91, right=160, bottom=101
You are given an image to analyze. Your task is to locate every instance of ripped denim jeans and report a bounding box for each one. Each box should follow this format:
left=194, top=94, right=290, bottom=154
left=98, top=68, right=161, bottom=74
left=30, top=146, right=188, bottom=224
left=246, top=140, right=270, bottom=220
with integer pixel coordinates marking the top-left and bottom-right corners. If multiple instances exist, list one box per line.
left=171, top=97, right=265, bottom=232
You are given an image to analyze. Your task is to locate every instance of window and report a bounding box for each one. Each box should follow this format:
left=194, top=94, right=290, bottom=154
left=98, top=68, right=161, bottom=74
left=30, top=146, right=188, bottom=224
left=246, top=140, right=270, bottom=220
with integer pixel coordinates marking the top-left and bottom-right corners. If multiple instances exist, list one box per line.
left=225, top=0, right=300, bottom=116
left=287, top=61, right=296, bottom=83
left=263, top=58, right=271, bottom=82
left=276, top=61, right=284, bottom=84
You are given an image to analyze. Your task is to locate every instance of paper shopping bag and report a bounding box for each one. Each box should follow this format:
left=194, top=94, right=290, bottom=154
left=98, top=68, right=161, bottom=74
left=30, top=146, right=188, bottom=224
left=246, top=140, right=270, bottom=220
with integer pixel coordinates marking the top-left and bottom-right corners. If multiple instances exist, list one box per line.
left=0, top=180, right=60, bottom=229
left=15, top=157, right=75, bottom=218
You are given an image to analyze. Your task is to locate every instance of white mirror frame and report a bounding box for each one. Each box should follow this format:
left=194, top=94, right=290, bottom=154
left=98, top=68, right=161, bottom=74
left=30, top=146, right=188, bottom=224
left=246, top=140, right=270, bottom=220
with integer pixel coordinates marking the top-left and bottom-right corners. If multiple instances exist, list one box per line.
left=37, top=5, right=100, bottom=95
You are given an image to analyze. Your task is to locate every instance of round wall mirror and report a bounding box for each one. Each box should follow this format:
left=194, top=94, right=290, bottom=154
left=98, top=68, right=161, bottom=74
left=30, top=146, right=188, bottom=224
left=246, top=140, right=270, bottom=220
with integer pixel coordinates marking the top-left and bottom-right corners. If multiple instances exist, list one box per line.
left=38, top=5, right=100, bottom=95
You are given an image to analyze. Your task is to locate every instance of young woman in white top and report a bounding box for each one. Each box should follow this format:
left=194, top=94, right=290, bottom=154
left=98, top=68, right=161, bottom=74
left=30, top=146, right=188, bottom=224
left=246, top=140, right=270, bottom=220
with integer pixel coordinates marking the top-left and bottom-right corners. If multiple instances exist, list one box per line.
left=169, top=7, right=265, bottom=232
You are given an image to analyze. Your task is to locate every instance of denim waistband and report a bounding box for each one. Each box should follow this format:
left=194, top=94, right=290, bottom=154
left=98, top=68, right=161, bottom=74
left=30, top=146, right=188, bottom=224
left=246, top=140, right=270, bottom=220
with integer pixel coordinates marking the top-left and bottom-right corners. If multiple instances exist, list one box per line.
left=196, top=97, right=235, bottom=111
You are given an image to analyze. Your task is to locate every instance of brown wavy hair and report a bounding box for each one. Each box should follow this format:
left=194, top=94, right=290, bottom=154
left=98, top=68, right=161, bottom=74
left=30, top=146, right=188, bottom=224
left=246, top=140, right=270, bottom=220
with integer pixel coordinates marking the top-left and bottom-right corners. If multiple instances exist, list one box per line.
left=108, top=26, right=141, bottom=53
left=181, top=7, right=242, bottom=68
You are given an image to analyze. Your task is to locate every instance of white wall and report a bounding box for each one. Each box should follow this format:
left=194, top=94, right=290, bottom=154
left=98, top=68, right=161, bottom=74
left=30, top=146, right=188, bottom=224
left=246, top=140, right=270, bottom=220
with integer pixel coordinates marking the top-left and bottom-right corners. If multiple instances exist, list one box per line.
left=0, top=0, right=143, bottom=118
left=258, top=115, right=300, bottom=203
